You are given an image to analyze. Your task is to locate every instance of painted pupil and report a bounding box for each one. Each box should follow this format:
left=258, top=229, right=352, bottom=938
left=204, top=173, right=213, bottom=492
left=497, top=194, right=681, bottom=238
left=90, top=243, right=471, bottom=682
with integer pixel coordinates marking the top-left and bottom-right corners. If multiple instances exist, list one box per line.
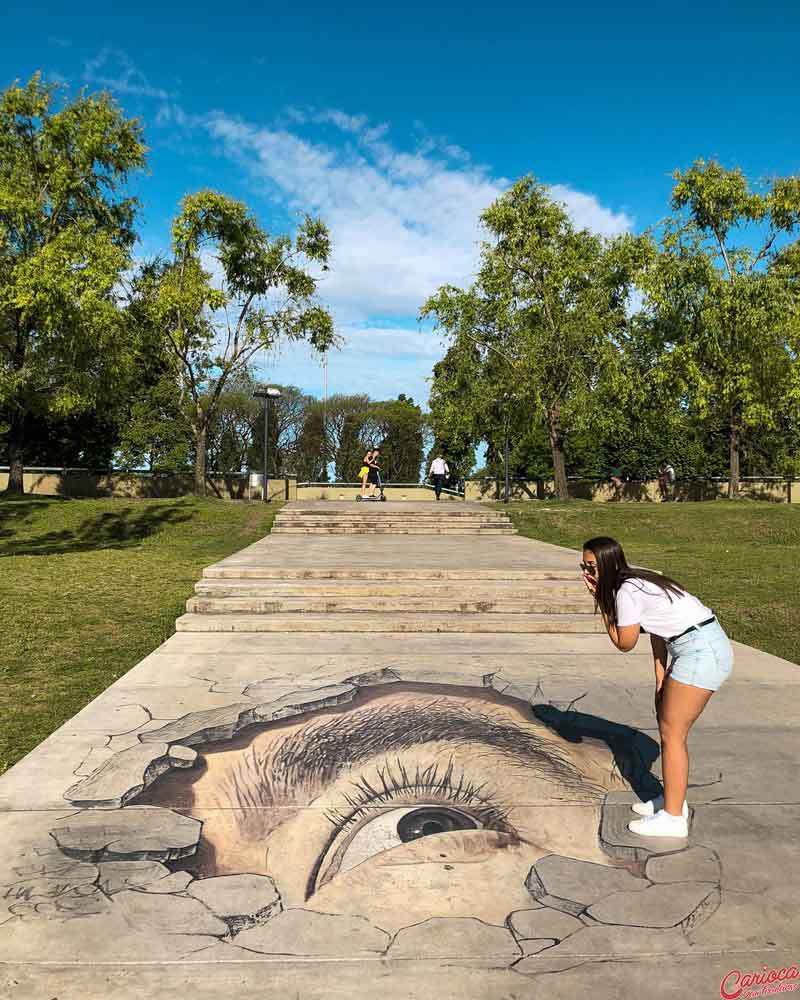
left=396, top=807, right=477, bottom=842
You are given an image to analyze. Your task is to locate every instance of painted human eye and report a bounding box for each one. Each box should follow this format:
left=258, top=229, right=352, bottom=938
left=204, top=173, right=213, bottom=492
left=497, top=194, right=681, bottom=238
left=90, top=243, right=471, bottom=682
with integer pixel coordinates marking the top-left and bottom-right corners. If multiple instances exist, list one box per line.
left=315, top=804, right=479, bottom=889
left=308, top=759, right=515, bottom=896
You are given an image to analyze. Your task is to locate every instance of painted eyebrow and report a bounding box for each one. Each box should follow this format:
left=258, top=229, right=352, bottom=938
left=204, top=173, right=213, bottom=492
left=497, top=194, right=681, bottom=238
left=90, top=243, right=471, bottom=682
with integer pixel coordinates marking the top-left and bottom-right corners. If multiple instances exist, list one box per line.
left=212, top=698, right=600, bottom=834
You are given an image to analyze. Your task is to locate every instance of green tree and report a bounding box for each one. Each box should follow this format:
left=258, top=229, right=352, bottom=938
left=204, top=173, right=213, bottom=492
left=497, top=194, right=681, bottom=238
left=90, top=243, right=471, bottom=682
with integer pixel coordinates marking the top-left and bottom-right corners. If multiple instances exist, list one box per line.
left=325, top=393, right=374, bottom=480
left=0, top=75, right=146, bottom=493
left=293, top=398, right=329, bottom=482
left=370, top=395, right=425, bottom=482
left=147, top=190, right=335, bottom=495
left=423, top=177, right=646, bottom=499
left=205, top=374, right=259, bottom=475
left=2, top=407, right=122, bottom=469
left=642, top=160, right=800, bottom=497
left=115, top=260, right=193, bottom=471
left=116, top=373, right=192, bottom=471
left=245, top=383, right=315, bottom=478
left=426, top=341, right=481, bottom=481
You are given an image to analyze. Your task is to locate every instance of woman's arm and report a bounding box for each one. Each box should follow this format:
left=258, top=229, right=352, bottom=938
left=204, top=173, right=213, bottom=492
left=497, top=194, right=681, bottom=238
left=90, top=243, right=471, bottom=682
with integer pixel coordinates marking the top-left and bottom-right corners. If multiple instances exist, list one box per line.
left=650, top=633, right=668, bottom=688
left=582, top=573, right=640, bottom=652
left=601, top=613, right=641, bottom=652
left=650, top=633, right=668, bottom=711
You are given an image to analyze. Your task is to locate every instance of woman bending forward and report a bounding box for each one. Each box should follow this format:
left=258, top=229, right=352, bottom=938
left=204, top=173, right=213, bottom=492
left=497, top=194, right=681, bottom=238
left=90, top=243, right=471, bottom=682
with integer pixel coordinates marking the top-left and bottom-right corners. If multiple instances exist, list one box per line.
left=581, top=536, right=733, bottom=838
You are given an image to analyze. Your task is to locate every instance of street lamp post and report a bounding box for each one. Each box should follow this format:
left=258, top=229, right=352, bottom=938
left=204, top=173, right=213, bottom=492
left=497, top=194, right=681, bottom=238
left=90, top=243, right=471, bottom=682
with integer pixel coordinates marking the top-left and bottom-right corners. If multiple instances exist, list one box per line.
left=253, top=387, right=282, bottom=501
left=504, top=420, right=510, bottom=504
left=502, top=394, right=512, bottom=504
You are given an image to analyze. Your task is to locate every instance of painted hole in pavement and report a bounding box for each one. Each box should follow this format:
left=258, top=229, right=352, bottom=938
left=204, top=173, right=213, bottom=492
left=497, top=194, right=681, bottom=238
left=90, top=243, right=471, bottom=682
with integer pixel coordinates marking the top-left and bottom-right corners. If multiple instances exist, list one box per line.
left=131, top=683, right=645, bottom=925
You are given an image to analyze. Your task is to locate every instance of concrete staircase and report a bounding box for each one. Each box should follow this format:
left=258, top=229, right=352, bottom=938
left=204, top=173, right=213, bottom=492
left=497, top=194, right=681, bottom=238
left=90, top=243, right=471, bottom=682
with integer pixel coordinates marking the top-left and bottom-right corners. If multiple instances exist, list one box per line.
left=175, top=500, right=600, bottom=634
left=179, top=569, right=600, bottom=634
left=270, top=505, right=517, bottom=535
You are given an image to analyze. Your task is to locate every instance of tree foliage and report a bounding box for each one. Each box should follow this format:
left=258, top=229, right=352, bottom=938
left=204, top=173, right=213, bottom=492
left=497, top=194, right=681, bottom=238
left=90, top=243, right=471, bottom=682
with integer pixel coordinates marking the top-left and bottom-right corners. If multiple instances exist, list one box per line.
left=0, top=74, right=146, bottom=492
left=142, top=190, right=336, bottom=494
left=640, top=160, right=800, bottom=495
left=423, top=177, right=647, bottom=498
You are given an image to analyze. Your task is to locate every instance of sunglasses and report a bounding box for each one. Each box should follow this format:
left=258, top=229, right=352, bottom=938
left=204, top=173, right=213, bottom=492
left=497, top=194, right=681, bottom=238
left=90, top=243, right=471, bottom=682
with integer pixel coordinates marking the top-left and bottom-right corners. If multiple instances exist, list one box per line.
left=580, top=562, right=598, bottom=576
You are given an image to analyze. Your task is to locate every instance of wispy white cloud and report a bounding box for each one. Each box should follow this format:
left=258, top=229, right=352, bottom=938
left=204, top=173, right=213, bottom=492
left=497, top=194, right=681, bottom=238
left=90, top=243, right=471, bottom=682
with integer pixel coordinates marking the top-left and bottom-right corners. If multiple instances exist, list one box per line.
left=83, top=48, right=173, bottom=100
left=549, top=185, right=634, bottom=237
left=257, top=326, right=439, bottom=406
left=200, top=108, right=633, bottom=330
left=155, top=102, right=189, bottom=127
left=203, top=111, right=497, bottom=323
left=150, top=100, right=633, bottom=400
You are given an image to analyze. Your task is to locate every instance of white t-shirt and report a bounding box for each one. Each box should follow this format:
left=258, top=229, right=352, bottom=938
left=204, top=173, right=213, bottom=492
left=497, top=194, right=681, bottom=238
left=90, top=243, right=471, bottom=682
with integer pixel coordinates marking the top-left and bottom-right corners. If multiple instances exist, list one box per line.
left=615, top=578, right=713, bottom=639
left=430, top=458, right=449, bottom=476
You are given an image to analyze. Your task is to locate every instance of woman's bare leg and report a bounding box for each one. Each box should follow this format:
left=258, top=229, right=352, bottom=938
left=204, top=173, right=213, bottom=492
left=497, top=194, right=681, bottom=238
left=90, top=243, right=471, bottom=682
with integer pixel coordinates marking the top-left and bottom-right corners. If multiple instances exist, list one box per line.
left=657, top=676, right=712, bottom=815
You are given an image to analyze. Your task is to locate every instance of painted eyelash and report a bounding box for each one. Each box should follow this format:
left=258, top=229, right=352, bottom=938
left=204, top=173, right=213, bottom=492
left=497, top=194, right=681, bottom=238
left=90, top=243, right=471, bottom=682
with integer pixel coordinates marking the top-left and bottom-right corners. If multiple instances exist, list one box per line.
left=325, top=757, right=511, bottom=832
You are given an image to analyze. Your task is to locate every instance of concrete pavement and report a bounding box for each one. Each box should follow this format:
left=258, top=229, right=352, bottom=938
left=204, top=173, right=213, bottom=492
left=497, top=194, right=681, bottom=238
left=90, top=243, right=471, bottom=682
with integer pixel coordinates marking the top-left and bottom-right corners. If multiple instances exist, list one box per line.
left=0, top=501, right=797, bottom=999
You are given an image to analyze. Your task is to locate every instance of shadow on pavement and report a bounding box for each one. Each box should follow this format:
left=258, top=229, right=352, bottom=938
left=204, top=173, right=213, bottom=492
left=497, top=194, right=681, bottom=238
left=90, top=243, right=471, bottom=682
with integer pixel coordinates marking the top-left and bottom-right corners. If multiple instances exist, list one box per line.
left=532, top=703, right=663, bottom=802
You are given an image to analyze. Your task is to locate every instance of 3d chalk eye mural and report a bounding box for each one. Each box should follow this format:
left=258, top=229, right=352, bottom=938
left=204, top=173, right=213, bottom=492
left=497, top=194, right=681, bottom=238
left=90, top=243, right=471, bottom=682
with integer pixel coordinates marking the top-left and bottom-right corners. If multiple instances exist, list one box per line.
left=1, top=673, right=724, bottom=971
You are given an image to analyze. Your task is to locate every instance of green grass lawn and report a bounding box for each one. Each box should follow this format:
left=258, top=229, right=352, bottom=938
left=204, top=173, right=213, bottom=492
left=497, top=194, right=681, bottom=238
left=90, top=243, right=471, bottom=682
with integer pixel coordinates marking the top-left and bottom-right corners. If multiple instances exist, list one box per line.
left=502, top=500, right=800, bottom=667
left=0, top=497, right=281, bottom=776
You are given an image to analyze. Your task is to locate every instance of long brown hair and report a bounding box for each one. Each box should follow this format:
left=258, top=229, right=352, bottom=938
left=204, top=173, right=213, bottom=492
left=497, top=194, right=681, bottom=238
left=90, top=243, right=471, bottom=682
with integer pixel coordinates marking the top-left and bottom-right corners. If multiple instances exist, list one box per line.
left=583, top=536, right=685, bottom=627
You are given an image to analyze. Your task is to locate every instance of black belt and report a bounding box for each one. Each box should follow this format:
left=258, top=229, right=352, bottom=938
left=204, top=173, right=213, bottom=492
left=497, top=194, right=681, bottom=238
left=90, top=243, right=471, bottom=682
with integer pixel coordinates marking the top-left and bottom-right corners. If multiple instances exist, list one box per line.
left=667, top=616, right=716, bottom=643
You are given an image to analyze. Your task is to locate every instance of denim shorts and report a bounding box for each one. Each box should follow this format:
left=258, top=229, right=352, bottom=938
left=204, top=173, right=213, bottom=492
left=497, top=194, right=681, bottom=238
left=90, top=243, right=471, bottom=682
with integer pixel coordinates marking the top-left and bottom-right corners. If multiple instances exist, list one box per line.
left=667, top=619, right=733, bottom=691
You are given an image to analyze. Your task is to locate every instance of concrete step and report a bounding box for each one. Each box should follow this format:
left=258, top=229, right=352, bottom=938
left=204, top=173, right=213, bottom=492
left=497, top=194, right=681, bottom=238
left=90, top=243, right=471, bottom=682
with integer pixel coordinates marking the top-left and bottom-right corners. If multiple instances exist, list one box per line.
left=185, top=594, right=591, bottom=614
left=275, top=514, right=511, bottom=527
left=275, top=512, right=509, bottom=519
left=277, top=508, right=507, bottom=517
left=194, top=579, right=586, bottom=598
left=175, top=612, right=603, bottom=633
left=270, top=526, right=518, bottom=535
left=272, top=521, right=512, bottom=529
left=202, top=567, right=577, bottom=581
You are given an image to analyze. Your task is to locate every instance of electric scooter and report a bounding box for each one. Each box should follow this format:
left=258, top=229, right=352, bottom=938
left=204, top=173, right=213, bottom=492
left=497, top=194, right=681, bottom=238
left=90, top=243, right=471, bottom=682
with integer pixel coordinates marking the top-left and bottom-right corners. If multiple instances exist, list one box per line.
left=356, top=471, right=387, bottom=502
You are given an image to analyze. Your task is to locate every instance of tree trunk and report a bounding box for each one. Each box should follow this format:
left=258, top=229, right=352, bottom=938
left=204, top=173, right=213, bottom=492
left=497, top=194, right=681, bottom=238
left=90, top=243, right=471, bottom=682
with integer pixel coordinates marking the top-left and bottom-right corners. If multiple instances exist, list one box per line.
left=728, top=408, right=740, bottom=500
left=547, top=404, right=569, bottom=500
left=194, top=419, right=207, bottom=497
left=5, top=406, right=25, bottom=495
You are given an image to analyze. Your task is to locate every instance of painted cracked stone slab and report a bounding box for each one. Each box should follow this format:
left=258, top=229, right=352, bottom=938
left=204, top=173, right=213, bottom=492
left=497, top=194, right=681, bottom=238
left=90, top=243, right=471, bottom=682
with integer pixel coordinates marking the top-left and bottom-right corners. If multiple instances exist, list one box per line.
left=0, top=669, right=730, bottom=973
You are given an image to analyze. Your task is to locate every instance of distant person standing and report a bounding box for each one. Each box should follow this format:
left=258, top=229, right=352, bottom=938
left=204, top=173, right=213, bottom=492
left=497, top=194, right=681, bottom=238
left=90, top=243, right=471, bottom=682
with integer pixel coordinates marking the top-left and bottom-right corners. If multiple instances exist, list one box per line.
left=658, top=461, right=676, bottom=502
left=359, top=448, right=375, bottom=499
left=429, top=454, right=450, bottom=500
left=366, top=447, right=382, bottom=497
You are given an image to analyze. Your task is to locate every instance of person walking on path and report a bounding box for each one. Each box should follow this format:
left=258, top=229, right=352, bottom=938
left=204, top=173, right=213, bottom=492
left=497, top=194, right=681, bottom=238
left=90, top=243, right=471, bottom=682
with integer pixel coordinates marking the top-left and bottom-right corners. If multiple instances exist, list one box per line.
left=658, top=460, right=676, bottom=502
left=580, top=536, right=733, bottom=839
left=429, top=454, right=450, bottom=500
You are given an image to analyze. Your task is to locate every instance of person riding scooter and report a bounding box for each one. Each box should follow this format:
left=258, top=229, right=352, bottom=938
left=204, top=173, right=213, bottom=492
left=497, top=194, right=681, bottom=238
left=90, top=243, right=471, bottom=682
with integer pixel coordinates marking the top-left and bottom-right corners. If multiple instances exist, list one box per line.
left=366, top=447, right=382, bottom=497
left=357, top=447, right=387, bottom=502
left=358, top=448, right=375, bottom=499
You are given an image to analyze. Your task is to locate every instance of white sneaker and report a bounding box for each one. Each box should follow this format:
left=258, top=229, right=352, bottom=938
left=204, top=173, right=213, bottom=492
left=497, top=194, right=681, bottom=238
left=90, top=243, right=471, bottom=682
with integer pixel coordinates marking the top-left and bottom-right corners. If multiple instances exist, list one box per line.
left=628, top=809, right=688, bottom=838
left=631, top=796, right=688, bottom=818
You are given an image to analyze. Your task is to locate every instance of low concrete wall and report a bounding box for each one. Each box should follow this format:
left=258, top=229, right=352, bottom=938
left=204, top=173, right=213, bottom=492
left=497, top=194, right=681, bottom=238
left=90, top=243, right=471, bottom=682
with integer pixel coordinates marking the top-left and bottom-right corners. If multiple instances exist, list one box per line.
left=4, top=469, right=797, bottom=503
left=467, top=477, right=799, bottom=503
left=296, top=483, right=461, bottom=502
left=0, top=468, right=266, bottom=500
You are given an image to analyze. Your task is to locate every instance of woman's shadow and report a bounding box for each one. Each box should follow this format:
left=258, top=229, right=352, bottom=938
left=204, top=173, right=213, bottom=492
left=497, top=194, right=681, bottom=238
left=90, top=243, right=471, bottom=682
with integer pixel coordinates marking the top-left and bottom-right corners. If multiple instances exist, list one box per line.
left=532, top=703, right=663, bottom=802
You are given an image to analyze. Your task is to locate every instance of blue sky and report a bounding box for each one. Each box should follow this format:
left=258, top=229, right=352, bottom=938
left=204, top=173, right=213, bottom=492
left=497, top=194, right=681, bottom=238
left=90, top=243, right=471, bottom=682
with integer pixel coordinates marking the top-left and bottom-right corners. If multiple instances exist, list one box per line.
left=5, top=0, right=800, bottom=405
